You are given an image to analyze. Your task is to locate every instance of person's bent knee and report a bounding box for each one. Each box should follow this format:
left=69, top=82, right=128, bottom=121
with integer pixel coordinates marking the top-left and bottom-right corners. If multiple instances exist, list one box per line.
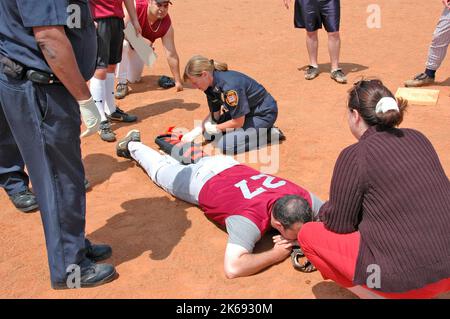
left=298, top=222, right=325, bottom=253
left=94, top=68, right=107, bottom=79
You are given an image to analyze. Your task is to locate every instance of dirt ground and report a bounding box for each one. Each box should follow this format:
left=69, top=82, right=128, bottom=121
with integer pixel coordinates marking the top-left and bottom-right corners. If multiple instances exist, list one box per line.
left=1, top=0, right=449, bottom=299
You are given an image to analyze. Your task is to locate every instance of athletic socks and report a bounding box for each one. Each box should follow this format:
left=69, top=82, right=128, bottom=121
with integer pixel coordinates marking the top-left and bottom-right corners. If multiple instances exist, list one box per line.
left=425, top=68, right=436, bottom=78
left=89, top=77, right=108, bottom=122
left=105, top=73, right=117, bottom=115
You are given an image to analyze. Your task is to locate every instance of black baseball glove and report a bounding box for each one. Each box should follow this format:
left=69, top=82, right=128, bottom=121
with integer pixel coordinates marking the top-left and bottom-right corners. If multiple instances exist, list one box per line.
left=158, top=75, right=175, bottom=89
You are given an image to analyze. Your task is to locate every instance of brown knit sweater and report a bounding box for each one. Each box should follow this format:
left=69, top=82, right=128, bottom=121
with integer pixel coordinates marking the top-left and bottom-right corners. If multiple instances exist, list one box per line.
left=319, top=125, right=450, bottom=293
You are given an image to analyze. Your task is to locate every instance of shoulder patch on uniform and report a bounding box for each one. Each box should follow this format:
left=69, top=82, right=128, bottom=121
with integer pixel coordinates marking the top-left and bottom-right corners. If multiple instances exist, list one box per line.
left=225, top=90, right=239, bottom=107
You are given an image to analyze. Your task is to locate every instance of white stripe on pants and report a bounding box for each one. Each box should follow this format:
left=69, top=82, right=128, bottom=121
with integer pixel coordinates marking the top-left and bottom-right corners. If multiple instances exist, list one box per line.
left=116, top=40, right=145, bottom=84
left=128, top=141, right=239, bottom=204
left=426, top=7, right=450, bottom=71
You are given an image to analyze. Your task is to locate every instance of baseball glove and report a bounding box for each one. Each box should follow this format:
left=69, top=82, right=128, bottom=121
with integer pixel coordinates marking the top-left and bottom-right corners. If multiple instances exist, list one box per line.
left=158, top=75, right=175, bottom=89
left=291, top=246, right=316, bottom=273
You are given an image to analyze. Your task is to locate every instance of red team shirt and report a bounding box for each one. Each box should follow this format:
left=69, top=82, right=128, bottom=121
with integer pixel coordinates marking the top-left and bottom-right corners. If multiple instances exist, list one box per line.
left=136, top=0, right=172, bottom=42
left=90, top=0, right=125, bottom=19
left=198, top=165, right=312, bottom=235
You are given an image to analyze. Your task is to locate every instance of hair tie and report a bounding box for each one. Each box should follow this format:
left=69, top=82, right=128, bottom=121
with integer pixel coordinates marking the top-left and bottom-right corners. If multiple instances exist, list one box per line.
left=375, top=97, right=399, bottom=114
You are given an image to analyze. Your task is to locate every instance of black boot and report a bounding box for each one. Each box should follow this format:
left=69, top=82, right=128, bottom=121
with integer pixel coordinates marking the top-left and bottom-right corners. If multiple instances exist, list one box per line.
left=9, top=188, right=38, bottom=213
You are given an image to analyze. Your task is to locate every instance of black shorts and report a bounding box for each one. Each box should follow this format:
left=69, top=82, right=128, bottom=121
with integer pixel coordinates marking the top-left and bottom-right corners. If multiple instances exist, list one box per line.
left=95, top=17, right=125, bottom=68
left=294, top=0, right=340, bottom=32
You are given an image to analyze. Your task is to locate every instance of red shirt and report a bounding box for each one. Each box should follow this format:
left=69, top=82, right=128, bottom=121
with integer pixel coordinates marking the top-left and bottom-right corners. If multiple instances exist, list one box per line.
left=198, top=165, right=312, bottom=235
left=136, top=0, right=171, bottom=42
left=90, top=0, right=125, bottom=19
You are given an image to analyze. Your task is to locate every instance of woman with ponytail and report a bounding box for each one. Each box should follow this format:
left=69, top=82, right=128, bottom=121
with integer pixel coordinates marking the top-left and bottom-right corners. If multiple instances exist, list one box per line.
left=297, top=79, right=450, bottom=298
left=181, top=55, right=284, bottom=154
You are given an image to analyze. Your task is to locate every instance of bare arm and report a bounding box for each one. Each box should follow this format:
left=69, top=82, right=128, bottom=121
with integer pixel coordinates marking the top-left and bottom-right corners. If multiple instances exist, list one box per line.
left=223, top=237, right=293, bottom=279
left=33, top=26, right=90, bottom=100
left=161, top=26, right=183, bottom=91
left=123, top=0, right=142, bottom=35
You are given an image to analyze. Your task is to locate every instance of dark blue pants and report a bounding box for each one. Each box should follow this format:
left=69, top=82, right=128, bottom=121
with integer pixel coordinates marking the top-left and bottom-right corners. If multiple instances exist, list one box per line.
left=0, top=151, right=28, bottom=196
left=0, top=71, right=87, bottom=284
left=217, top=99, right=278, bottom=154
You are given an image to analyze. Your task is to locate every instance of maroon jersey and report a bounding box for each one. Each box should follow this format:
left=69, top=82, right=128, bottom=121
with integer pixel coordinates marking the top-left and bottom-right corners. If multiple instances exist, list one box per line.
left=198, top=165, right=312, bottom=235
left=90, top=0, right=125, bottom=19
left=135, top=0, right=171, bottom=42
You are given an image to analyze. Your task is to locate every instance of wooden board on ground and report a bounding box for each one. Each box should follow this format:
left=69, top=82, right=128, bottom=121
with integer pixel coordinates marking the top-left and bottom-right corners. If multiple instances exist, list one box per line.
left=395, top=87, right=440, bottom=106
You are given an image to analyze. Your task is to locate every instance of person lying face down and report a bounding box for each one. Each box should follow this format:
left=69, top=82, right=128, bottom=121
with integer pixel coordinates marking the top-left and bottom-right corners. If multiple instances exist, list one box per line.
left=116, top=130, right=323, bottom=278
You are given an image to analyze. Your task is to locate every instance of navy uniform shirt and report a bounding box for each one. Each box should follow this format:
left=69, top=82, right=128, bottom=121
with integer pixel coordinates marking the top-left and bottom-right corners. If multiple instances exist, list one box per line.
left=204, top=70, right=276, bottom=120
left=0, top=0, right=97, bottom=80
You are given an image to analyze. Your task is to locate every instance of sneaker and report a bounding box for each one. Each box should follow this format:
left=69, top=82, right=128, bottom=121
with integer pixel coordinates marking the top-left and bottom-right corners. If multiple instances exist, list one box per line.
left=330, top=68, right=347, bottom=84
left=107, top=107, right=137, bottom=123
left=115, top=82, right=129, bottom=99
left=116, top=129, right=141, bottom=159
left=404, top=73, right=435, bottom=87
left=304, top=65, right=320, bottom=80
left=99, top=120, right=116, bottom=142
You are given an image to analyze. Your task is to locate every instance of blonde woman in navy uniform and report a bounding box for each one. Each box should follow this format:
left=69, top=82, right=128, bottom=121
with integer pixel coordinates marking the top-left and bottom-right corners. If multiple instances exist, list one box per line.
left=182, top=55, right=284, bottom=154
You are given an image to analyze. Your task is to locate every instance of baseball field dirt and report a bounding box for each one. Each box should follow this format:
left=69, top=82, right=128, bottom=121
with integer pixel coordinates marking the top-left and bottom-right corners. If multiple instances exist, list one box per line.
left=0, top=0, right=449, bottom=299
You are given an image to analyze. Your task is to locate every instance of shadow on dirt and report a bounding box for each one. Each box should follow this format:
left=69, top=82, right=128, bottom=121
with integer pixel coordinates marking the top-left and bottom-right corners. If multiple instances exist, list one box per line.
left=312, top=281, right=358, bottom=299
left=111, top=99, right=201, bottom=130
left=83, top=153, right=134, bottom=189
left=298, top=62, right=369, bottom=75
left=88, top=196, right=192, bottom=266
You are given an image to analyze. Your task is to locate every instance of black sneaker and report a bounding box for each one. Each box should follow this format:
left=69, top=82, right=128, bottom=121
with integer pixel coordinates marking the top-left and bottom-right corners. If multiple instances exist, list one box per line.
left=116, top=129, right=141, bottom=159
left=52, top=262, right=117, bottom=290
left=9, top=188, right=38, bottom=213
left=108, top=107, right=137, bottom=123
left=99, top=120, right=116, bottom=142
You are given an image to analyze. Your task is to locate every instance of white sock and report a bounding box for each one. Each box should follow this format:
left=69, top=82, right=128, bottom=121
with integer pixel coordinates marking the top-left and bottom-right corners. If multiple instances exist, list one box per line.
left=89, top=77, right=108, bottom=122
left=105, top=73, right=117, bottom=115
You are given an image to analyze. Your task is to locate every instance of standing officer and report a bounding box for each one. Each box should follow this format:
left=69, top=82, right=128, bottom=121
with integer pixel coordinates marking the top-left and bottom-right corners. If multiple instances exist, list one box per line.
left=182, top=55, right=285, bottom=154
left=0, top=0, right=116, bottom=288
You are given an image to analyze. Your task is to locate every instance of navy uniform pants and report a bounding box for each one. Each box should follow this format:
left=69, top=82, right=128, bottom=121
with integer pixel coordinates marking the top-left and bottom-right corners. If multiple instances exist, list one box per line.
left=0, top=154, right=28, bottom=196
left=216, top=98, right=278, bottom=155
left=0, top=71, right=87, bottom=284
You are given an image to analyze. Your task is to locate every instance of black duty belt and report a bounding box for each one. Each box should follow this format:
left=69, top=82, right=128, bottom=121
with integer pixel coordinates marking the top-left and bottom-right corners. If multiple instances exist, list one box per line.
left=0, top=53, right=61, bottom=84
